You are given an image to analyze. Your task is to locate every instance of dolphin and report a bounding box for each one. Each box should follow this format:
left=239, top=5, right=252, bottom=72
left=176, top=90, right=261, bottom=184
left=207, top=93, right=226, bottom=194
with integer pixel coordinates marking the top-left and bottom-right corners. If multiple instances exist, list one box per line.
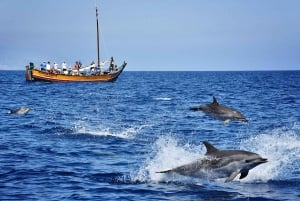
left=8, top=107, right=31, bottom=115
left=156, top=141, right=267, bottom=183
left=190, top=96, right=248, bottom=123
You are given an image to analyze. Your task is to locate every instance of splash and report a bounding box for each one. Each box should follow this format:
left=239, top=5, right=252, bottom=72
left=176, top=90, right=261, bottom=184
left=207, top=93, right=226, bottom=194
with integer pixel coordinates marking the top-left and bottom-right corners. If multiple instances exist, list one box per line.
left=73, top=122, right=146, bottom=140
left=239, top=123, right=300, bottom=183
left=133, top=123, right=300, bottom=183
left=132, top=136, right=205, bottom=182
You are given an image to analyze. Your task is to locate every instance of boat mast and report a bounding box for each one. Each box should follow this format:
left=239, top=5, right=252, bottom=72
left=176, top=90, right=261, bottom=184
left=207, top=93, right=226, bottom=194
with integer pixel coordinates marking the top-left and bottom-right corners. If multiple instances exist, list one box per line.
left=96, top=7, right=100, bottom=67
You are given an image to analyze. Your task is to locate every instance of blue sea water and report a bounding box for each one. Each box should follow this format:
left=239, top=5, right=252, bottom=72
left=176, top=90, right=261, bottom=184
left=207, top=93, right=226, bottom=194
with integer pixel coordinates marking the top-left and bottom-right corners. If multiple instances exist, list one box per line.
left=0, top=70, right=300, bottom=201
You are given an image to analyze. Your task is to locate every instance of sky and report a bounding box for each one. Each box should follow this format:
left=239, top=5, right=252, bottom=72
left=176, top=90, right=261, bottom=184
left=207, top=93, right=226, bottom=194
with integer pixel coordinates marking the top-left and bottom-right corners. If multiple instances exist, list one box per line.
left=1, top=0, right=300, bottom=71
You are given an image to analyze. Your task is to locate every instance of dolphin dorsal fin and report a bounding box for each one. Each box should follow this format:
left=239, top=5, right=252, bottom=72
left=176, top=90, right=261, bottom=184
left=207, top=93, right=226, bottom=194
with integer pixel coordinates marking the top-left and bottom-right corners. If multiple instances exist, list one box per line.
left=203, top=141, right=219, bottom=155
left=212, top=96, right=219, bottom=105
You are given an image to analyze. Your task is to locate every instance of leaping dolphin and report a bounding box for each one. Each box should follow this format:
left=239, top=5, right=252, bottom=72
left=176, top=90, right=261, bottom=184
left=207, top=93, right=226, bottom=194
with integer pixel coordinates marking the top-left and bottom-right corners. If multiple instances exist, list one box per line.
left=8, top=107, right=31, bottom=115
left=156, top=141, right=267, bottom=183
left=190, top=96, right=248, bottom=123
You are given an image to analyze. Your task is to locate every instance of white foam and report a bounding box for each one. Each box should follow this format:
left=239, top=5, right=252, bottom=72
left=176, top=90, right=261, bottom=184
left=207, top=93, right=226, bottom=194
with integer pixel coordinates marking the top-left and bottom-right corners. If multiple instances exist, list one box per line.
left=74, top=122, right=146, bottom=140
left=132, top=136, right=205, bottom=182
left=133, top=123, right=300, bottom=183
left=239, top=123, right=300, bottom=183
left=153, top=97, right=173, bottom=101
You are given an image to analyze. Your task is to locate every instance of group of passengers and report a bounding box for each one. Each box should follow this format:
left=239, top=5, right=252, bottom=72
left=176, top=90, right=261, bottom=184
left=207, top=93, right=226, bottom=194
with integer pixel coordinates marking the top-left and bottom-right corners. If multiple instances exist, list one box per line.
left=40, top=61, right=73, bottom=75
left=39, top=57, right=118, bottom=75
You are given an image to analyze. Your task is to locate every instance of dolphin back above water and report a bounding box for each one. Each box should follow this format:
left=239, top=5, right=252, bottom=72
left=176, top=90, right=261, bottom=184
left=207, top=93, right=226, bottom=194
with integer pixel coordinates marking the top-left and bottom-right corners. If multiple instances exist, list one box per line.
left=156, top=141, right=267, bottom=183
left=8, top=107, right=31, bottom=115
left=190, top=96, right=248, bottom=122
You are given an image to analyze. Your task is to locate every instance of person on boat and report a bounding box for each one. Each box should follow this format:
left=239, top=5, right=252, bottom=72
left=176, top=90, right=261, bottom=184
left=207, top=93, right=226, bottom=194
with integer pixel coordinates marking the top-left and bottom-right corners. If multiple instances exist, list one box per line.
left=74, top=61, right=79, bottom=70
left=109, top=56, right=114, bottom=71
left=62, top=61, right=67, bottom=70
left=90, top=61, right=96, bottom=67
left=46, top=61, right=51, bottom=71
left=53, top=62, right=59, bottom=73
left=40, top=61, right=46, bottom=71
left=114, top=65, right=118, bottom=71
left=89, top=61, right=96, bottom=73
left=61, top=61, right=67, bottom=74
left=73, top=61, right=79, bottom=75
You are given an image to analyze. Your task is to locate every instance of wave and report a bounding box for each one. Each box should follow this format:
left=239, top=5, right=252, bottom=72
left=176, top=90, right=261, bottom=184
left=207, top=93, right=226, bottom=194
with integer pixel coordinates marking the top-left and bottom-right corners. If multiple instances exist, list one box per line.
left=73, top=122, right=147, bottom=140
left=132, top=136, right=205, bottom=183
left=153, top=97, right=173, bottom=101
left=133, top=123, right=300, bottom=184
left=239, top=123, right=300, bottom=183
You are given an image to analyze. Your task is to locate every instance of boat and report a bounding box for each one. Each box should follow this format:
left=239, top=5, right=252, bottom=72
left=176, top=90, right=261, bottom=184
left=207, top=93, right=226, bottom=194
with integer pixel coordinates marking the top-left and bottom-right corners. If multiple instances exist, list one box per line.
left=25, top=6, right=126, bottom=82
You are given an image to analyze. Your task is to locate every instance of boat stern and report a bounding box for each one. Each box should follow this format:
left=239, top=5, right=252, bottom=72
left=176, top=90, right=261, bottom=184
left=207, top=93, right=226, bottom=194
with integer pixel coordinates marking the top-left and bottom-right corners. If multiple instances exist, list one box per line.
left=25, top=62, right=35, bottom=81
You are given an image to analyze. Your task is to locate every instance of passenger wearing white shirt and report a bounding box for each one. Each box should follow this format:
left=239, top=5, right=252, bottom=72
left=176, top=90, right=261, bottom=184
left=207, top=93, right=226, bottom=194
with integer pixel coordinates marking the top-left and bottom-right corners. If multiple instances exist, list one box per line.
left=46, top=61, right=51, bottom=71
left=54, top=62, right=58, bottom=70
left=62, top=61, right=68, bottom=74
left=62, top=61, right=67, bottom=70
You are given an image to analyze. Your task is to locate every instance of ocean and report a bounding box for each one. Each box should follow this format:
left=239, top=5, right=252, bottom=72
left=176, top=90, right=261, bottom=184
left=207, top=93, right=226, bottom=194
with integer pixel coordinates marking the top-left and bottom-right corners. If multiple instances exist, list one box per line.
left=0, top=70, right=299, bottom=200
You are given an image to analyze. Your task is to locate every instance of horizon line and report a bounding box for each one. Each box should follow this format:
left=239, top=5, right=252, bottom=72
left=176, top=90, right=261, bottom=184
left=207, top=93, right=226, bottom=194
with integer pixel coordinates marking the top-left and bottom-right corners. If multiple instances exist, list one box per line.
left=1, top=69, right=299, bottom=72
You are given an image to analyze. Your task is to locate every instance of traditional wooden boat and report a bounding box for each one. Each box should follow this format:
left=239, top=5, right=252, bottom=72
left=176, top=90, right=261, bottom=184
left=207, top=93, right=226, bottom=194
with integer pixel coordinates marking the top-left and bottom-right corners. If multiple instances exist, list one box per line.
left=25, top=64, right=126, bottom=82
left=25, top=7, right=126, bottom=82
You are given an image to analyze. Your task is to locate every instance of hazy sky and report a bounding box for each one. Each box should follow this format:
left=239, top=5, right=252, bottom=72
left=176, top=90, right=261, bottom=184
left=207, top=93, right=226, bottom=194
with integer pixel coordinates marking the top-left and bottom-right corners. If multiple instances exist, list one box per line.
left=1, top=0, right=300, bottom=71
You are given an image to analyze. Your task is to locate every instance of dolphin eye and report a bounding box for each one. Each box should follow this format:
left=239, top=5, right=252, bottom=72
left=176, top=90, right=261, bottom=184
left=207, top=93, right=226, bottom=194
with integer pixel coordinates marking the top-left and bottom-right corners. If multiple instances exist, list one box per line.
left=245, top=159, right=251, bottom=163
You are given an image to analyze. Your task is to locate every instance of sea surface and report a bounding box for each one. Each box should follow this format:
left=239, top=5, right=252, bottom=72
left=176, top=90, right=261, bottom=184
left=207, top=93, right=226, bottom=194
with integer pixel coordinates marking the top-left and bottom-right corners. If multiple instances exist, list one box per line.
left=0, top=70, right=300, bottom=201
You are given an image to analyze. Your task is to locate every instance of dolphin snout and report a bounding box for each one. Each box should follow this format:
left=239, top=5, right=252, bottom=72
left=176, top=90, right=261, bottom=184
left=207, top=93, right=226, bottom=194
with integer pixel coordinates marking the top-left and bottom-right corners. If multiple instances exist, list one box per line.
left=261, top=158, right=268, bottom=163
left=241, top=118, right=248, bottom=122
